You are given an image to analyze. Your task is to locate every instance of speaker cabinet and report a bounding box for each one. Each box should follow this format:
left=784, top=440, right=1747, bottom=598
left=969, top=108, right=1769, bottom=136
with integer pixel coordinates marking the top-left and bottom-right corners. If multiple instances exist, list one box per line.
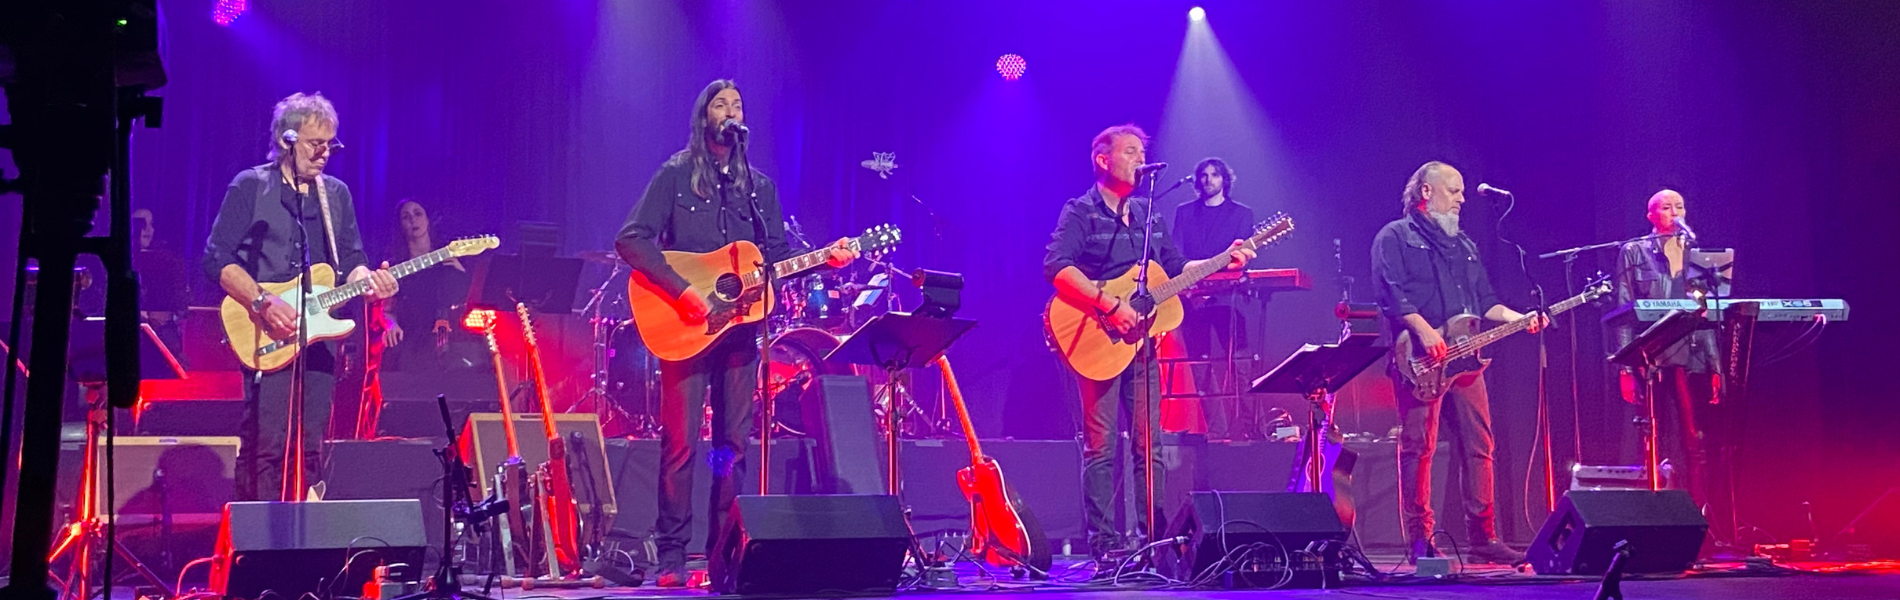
left=1528, top=490, right=1708, bottom=575
left=457, top=412, right=615, bottom=518
left=714, top=494, right=910, bottom=596
left=90, top=436, right=239, bottom=524
left=211, top=500, right=428, bottom=600
left=800, top=375, right=885, bottom=494
left=1165, top=491, right=1348, bottom=588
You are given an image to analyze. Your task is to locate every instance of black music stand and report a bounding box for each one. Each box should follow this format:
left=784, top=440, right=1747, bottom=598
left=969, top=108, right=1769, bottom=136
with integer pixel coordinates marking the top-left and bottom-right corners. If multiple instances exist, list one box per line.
left=1609, top=308, right=1705, bottom=491
left=1250, top=342, right=1387, bottom=496
left=470, top=253, right=583, bottom=313
left=825, top=312, right=976, bottom=496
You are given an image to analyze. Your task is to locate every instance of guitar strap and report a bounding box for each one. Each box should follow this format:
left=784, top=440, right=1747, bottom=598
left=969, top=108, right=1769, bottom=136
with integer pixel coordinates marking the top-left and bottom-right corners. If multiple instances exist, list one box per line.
left=314, top=174, right=341, bottom=277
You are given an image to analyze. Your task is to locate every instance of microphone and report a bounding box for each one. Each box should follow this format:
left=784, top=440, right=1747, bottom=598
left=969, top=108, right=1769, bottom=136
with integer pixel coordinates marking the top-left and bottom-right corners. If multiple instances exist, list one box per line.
left=1674, top=218, right=1697, bottom=245
left=281, top=129, right=299, bottom=148
left=1477, top=183, right=1512, bottom=197
left=719, top=118, right=749, bottom=143
left=1135, top=162, right=1168, bottom=176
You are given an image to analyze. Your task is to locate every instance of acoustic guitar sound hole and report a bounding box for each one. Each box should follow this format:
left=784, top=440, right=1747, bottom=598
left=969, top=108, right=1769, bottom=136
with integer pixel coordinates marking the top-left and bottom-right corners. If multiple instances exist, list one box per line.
left=714, top=273, right=744, bottom=300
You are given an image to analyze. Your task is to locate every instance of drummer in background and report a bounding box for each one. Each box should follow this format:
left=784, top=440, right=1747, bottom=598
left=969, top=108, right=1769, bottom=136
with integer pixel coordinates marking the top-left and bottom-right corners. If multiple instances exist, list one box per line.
left=613, top=79, right=857, bottom=587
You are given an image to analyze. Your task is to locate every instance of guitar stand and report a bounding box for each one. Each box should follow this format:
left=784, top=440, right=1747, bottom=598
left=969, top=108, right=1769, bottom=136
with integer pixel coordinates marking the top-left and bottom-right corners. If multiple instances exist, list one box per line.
left=827, top=312, right=978, bottom=572
left=1251, top=342, right=1385, bottom=499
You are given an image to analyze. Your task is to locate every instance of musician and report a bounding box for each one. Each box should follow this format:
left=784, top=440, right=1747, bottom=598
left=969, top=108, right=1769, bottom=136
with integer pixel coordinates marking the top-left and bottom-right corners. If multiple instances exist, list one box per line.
left=1611, top=189, right=1723, bottom=534
left=378, top=199, right=472, bottom=372
left=133, top=207, right=191, bottom=360
left=1170, top=158, right=1258, bottom=439
left=1370, top=161, right=1543, bottom=564
left=201, top=92, right=398, bottom=501
left=614, top=79, right=857, bottom=587
left=1044, top=125, right=1254, bottom=564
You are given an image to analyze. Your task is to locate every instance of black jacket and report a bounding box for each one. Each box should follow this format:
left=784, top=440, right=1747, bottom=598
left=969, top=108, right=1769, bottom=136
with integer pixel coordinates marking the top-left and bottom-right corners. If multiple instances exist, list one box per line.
left=614, top=156, right=793, bottom=298
left=201, top=164, right=369, bottom=289
left=1371, top=211, right=1501, bottom=339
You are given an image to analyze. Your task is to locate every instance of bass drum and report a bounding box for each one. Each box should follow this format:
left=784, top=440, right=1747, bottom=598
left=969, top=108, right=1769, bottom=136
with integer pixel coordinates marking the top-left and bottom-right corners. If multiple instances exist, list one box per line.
left=763, top=328, right=852, bottom=437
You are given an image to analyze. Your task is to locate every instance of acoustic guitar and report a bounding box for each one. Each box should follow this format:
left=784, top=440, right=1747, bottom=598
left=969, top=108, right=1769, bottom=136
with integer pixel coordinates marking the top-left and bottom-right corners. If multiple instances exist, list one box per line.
left=1043, top=215, right=1293, bottom=381
left=220, top=236, right=498, bottom=372
left=625, top=225, right=901, bottom=361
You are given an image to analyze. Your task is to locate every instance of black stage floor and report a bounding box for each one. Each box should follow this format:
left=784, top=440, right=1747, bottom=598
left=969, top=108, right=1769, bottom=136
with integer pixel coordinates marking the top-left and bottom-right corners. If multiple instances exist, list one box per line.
left=331, top=558, right=1900, bottom=600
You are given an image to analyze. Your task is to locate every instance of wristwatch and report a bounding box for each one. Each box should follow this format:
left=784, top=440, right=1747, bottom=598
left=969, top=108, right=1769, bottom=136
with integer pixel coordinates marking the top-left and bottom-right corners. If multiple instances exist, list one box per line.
left=251, top=291, right=271, bottom=314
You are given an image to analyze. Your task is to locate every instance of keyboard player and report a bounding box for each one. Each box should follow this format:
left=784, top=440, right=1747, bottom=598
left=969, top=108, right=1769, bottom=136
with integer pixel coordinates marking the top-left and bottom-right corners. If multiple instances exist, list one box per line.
left=1171, top=158, right=1261, bottom=439
left=1610, top=189, right=1730, bottom=550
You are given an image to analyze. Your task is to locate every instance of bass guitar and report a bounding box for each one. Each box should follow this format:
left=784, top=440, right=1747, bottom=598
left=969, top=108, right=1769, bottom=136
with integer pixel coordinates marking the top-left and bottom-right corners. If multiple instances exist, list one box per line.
left=221, top=236, right=499, bottom=372
left=1043, top=215, right=1294, bottom=381
left=626, top=225, right=902, bottom=361
left=938, top=356, right=1051, bottom=574
left=1393, top=278, right=1612, bottom=400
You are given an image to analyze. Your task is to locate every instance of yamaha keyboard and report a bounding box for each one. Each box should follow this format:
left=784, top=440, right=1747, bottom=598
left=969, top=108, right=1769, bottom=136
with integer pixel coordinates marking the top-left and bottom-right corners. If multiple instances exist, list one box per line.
left=1182, top=268, right=1313, bottom=297
left=1605, top=298, right=1849, bottom=323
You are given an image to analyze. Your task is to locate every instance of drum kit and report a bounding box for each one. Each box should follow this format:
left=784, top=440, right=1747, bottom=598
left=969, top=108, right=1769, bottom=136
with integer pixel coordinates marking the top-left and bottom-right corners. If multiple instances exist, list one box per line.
left=572, top=230, right=947, bottom=441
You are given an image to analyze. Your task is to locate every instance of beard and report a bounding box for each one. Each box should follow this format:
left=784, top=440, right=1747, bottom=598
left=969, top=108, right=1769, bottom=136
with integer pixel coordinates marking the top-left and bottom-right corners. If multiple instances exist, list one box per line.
left=1427, top=208, right=1461, bottom=236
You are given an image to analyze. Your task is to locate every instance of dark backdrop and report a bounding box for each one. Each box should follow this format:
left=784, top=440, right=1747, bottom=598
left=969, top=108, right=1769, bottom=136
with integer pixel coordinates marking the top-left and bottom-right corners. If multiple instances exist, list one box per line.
left=1, top=0, right=1895, bottom=547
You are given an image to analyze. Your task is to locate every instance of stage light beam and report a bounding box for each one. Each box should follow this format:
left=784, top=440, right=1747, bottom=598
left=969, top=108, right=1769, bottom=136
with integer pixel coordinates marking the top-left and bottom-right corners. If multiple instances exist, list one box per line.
left=1189, top=6, right=1206, bottom=22
left=996, top=54, right=1028, bottom=81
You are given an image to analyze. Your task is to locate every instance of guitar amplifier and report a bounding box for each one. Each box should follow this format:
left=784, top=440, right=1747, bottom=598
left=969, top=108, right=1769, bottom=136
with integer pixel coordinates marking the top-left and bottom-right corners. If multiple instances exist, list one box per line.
left=458, top=413, right=615, bottom=519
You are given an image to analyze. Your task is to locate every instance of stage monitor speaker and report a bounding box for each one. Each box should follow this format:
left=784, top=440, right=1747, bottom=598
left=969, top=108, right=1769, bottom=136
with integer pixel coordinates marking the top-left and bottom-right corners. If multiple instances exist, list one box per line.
left=210, top=499, right=428, bottom=600
left=91, top=436, right=239, bottom=524
left=458, top=412, right=615, bottom=518
left=1528, top=490, right=1708, bottom=575
left=1165, top=491, right=1348, bottom=588
left=714, top=494, right=909, bottom=596
left=800, top=375, right=885, bottom=494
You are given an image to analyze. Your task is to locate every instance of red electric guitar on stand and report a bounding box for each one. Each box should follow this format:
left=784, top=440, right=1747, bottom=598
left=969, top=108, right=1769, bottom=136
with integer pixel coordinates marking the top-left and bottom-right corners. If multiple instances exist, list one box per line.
left=937, top=356, right=1052, bottom=574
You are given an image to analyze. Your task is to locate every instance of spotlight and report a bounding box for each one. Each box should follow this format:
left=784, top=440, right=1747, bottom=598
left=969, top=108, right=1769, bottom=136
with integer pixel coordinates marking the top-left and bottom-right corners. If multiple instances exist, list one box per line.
left=996, top=54, right=1028, bottom=81
left=462, top=308, right=496, bottom=334
left=1188, top=6, right=1206, bottom=21
left=212, top=0, right=248, bottom=26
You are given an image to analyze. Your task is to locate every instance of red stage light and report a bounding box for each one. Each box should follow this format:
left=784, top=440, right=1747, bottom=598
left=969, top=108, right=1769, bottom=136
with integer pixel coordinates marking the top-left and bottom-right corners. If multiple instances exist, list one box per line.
left=996, top=54, right=1028, bottom=81
left=462, top=308, right=496, bottom=333
left=211, top=0, right=248, bottom=26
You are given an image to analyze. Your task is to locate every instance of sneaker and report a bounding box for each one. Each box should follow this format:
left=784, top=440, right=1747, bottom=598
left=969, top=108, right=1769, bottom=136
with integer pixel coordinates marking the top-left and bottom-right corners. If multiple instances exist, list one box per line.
left=1467, top=539, right=1525, bottom=565
left=654, top=551, right=688, bottom=588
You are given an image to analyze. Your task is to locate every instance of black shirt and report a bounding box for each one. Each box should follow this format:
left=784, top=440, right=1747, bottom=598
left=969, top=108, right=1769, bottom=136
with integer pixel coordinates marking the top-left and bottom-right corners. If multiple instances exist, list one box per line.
left=1043, top=186, right=1190, bottom=282
left=1371, top=211, right=1501, bottom=338
left=201, top=164, right=369, bottom=289
left=1611, top=237, right=1720, bottom=373
left=1172, top=197, right=1257, bottom=260
left=614, top=156, right=793, bottom=298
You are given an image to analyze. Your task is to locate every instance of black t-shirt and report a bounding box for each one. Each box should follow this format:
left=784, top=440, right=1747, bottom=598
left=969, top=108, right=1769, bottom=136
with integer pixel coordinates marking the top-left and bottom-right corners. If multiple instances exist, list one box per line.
left=1171, top=198, right=1257, bottom=261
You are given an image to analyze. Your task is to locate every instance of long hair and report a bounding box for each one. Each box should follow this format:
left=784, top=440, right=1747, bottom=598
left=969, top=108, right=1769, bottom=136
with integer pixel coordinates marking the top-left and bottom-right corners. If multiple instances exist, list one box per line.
left=1401, top=161, right=1449, bottom=214
left=1192, top=157, right=1236, bottom=199
left=673, top=79, right=752, bottom=199
left=390, top=198, right=440, bottom=262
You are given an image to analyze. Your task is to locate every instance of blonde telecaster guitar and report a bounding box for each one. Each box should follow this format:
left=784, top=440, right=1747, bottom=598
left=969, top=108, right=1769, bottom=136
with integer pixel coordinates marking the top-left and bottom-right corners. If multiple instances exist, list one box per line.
left=220, top=236, right=499, bottom=372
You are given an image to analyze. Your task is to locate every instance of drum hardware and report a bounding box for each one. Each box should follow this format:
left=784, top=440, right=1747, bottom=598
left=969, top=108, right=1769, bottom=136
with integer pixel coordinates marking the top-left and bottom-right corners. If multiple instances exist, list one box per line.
left=576, top=262, right=654, bottom=438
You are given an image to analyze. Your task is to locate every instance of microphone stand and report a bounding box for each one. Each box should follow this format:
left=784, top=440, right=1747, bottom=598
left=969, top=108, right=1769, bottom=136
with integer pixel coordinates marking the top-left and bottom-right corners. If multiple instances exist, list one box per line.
left=282, top=170, right=316, bottom=502
left=1129, top=167, right=1164, bottom=548
left=1489, top=191, right=1553, bottom=515
left=722, top=132, right=779, bottom=496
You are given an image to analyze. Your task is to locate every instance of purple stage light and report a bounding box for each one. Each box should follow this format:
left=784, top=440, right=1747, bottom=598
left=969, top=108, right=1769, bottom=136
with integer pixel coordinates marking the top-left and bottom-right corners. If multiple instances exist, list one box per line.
left=212, top=0, right=248, bottom=26
left=996, top=54, right=1027, bottom=81
left=1189, top=6, right=1206, bottom=22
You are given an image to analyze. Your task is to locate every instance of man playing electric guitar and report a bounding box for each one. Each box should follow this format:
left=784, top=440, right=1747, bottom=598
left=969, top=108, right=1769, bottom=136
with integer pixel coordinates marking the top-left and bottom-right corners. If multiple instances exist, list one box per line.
left=613, top=79, right=857, bottom=587
left=1042, top=124, right=1253, bottom=566
left=1371, top=161, right=1545, bottom=565
left=201, top=93, right=399, bottom=501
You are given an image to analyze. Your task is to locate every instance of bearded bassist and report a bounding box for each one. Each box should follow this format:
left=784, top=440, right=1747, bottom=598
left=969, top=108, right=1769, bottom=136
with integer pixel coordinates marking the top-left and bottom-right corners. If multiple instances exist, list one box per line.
left=1371, top=161, right=1546, bottom=566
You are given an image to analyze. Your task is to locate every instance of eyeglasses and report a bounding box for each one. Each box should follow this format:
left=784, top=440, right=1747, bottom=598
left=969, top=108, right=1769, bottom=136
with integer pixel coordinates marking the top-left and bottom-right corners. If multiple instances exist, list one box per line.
left=303, top=138, right=345, bottom=153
